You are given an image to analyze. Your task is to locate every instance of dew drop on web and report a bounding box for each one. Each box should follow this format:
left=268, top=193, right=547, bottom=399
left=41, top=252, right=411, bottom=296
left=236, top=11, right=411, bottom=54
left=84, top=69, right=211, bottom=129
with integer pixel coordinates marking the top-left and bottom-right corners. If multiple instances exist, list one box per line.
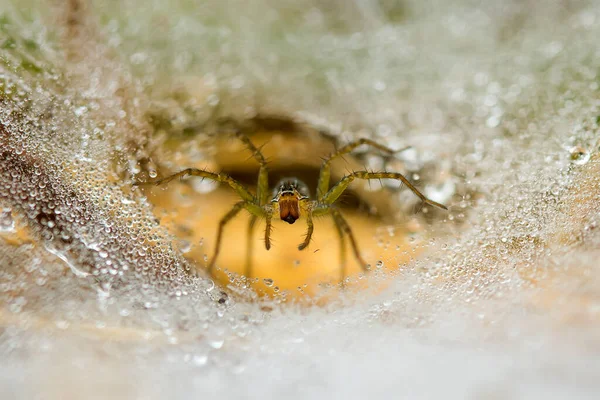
left=569, top=146, right=590, bottom=165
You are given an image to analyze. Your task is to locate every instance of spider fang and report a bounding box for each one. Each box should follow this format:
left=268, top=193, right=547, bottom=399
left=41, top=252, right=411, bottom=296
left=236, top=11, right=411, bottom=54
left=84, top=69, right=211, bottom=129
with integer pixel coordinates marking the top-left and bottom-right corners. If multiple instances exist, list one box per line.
left=278, top=197, right=299, bottom=224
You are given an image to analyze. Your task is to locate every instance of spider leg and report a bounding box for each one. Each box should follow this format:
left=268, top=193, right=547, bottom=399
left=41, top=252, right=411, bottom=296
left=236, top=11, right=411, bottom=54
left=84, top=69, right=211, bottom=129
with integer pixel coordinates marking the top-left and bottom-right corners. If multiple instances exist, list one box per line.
left=322, top=171, right=448, bottom=210
left=208, top=201, right=266, bottom=274
left=135, top=168, right=255, bottom=203
left=297, top=209, right=314, bottom=250
left=316, top=138, right=410, bottom=200
left=255, top=205, right=273, bottom=250
left=332, top=208, right=369, bottom=273
left=234, top=131, right=270, bottom=206
left=264, top=216, right=272, bottom=251
left=331, top=212, right=347, bottom=284
left=207, top=201, right=247, bottom=274
left=245, top=215, right=258, bottom=278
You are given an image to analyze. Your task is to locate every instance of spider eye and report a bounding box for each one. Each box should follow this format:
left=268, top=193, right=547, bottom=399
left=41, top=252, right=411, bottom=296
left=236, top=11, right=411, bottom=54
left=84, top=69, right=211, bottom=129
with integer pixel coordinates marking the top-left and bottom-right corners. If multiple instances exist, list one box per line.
left=273, top=178, right=311, bottom=200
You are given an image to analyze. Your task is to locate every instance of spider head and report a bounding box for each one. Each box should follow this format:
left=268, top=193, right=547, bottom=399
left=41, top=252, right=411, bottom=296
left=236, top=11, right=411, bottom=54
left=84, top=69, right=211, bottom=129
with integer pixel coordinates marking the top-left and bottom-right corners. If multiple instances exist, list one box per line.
left=272, top=178, right=310, bottom=224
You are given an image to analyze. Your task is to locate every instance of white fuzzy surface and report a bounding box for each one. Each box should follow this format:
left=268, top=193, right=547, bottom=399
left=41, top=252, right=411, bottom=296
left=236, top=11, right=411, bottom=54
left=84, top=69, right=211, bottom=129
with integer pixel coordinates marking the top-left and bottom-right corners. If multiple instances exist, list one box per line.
left=1, top=1, right=600, bottom=399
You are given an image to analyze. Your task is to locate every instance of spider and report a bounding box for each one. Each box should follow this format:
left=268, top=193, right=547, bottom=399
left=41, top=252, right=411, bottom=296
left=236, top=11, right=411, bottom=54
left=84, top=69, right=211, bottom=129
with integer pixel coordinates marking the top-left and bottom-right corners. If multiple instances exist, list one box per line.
left=135, top=130, right=448, bottom=282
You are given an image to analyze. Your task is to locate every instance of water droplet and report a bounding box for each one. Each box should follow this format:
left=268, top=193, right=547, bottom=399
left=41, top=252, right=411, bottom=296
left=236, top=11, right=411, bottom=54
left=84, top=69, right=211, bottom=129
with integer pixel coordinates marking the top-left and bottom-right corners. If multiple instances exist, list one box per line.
left=208, top=339, right=224, bottom=349
left=74, top=106, right=88, bottom=116
left=569, top=146, right=590, bottom=165
left=230, top=76, right=245, bottom=90
left=263, top=278, right=274, bottom=287
left=191, top=179, right=218, bottom=194
left=55, top=320, right=69, bottom=329
left=193, top=354, right=208, bottom=366
left=207, top=94, right=220, bottom=106
left=425, top=180, right=456, bottom=205
left=486, top=115, right=501, bottom=128
left=9, top=296, right=26, bottom=313
left=217, top=291, right=228, bottom=304
left=373, top=80, right=387, bottom=91
left=179, top=240, right=191, bottom=254
left=0, top=208, right=15, bottom=232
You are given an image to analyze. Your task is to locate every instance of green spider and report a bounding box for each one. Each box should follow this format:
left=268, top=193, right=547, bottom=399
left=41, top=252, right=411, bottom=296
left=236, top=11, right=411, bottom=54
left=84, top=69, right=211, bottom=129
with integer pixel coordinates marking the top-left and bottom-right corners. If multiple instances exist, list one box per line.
left=135, top=131, right=447, bottom=282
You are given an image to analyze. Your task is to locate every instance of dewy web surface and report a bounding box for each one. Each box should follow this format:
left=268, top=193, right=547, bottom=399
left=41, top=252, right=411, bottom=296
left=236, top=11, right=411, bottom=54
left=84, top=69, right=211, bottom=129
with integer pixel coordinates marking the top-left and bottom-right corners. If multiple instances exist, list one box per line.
left=1, top=0, right=600, bottom=399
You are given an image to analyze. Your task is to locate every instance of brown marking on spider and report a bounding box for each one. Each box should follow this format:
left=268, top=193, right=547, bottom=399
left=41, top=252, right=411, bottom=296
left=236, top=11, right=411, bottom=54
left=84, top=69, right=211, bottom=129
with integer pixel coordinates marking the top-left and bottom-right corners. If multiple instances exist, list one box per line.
left=272, top=179, right=308, bottom=224
left=134, top=130, right=448, bottom=283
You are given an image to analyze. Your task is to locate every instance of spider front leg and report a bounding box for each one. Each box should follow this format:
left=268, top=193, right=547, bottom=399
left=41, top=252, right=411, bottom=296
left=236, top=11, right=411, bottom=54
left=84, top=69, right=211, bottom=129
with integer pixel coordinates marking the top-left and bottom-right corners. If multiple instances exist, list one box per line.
left=296, top=198, right=315, bottom=250
left=264, top=207, right=273, bottom=251
left=316, top=138, right=410, bottom=200
left=234, top=130, right=270, bottom=206
left=322, top=171, right=448, bottom=210
left=134, top=168, right=255, bottom=204
left=320, top=171, right=447, bottom=282
left=135, top=168, right=265, bottom=273
left=297, top=210, right=314, bottom=251
left=219, top=119, right=271, bottom=206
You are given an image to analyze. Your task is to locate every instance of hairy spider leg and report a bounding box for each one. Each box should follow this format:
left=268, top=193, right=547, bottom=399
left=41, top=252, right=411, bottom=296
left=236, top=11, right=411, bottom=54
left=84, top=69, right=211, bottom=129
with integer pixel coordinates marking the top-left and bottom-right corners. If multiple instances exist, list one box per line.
left=135, top=166, right=271, bottom=275
left=297, top=200, right=314, bottom=250
left=246, top=215, right=258, bottom=278
left=322, top=171, right=448, bottom=210
left=136, top=135, right=448, bottom=282
left=136, top=168, right=255, bottom=203
left=233, top=130, right=271, bottom=278
left=137, top=128, right=276, bottom=277
left=233, top=130, right=270, bottom=205
left=316, top=138, right=409, bottom=201
left=264, top=210, right=273, bottom=250
left=208, top=201, right=246, bottom=273
left=331, top=208, right=369, bottom=273
left=332, top=212, right=347, bottom=283
left=310, top=205, right=365, bottom=280
left=209, top=201, right=267, bottom=273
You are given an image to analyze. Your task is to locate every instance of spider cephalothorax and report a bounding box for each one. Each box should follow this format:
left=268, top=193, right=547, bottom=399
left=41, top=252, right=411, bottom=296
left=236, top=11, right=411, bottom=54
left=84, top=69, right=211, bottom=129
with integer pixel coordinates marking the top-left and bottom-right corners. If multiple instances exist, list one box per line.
left=135, top=131, right=448, bottom=282
left=271, top=178, right=310, bottom=224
